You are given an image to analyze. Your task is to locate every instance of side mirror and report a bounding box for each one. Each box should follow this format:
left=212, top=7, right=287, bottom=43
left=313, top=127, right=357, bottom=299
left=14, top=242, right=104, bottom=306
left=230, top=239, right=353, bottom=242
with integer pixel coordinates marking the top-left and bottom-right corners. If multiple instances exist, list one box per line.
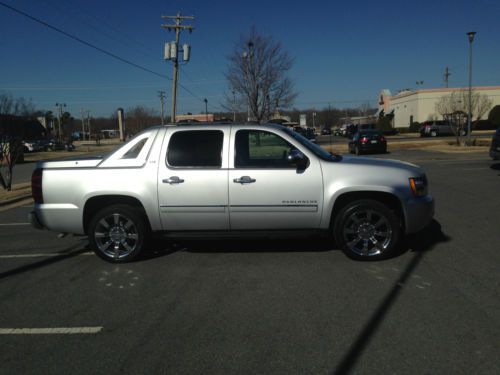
left=287, top=149, right=309, bottom=170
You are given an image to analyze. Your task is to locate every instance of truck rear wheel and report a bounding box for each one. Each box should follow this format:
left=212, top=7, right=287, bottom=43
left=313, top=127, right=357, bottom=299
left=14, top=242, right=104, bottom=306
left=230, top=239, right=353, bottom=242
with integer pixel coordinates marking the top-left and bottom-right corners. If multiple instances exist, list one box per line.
left=88, top=204, right=148, bottom=263
left=334, top=199, right=401, bottom=260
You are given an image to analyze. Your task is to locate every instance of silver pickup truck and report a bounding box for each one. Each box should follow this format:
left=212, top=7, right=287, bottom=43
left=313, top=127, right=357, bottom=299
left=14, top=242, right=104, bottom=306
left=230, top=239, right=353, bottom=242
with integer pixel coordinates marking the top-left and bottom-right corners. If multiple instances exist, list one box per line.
left=30, top=124, right=434, bottom=262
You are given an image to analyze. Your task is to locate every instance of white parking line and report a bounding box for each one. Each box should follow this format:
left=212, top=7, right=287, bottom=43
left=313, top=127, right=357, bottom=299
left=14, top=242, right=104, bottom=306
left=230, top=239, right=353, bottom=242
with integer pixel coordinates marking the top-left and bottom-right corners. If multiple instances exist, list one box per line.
left=0, top=252, right=93, bottom=259
left=0, top=327, right=102, bottom=335
left=0, top=223, right=30, bottom=226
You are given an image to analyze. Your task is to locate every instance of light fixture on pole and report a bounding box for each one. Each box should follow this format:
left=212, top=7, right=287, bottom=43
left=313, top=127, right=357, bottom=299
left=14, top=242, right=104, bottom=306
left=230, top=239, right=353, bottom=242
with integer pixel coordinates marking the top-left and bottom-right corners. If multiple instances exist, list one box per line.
left=467, top=31, right=476, bottom=145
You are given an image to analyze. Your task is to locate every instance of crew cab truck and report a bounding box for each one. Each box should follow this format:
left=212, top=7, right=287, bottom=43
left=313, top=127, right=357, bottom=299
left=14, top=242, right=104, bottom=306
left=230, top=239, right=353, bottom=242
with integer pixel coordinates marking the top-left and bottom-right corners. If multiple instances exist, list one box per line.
left=30, top=124, right=434, bottom=263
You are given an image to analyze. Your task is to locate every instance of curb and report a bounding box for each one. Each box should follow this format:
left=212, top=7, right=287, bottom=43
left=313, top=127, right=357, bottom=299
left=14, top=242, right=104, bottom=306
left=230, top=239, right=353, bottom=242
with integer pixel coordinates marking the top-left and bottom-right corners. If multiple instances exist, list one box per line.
left=0, top=194, right=33, bottom=207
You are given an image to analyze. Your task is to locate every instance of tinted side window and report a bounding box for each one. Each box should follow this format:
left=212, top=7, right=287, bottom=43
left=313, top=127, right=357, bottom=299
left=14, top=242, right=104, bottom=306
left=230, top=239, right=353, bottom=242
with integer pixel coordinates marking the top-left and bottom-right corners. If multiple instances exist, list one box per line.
left=167, top=130, right=223, bottom=167
left=235, top=130, right=294, bottom=168
left=122, top=138, right=148, bottom=159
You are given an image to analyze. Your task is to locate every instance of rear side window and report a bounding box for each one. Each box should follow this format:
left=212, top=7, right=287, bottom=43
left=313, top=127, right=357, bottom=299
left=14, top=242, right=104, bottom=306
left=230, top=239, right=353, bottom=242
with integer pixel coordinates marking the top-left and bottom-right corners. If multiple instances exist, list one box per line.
left=167, top=130, right=223, bottom=168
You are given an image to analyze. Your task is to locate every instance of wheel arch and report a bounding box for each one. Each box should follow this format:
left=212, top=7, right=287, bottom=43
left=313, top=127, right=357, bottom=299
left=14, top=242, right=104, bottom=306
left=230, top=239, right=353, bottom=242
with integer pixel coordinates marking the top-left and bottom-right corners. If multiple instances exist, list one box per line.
left=83, top=195, right=151, bottom=234
left=330, top=191, right=405, bottom=230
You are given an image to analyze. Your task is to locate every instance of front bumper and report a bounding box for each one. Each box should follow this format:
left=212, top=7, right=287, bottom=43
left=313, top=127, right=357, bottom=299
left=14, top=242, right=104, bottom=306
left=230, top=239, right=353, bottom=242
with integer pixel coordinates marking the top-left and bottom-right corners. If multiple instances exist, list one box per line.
left=404, top=195, right=435, bottom=234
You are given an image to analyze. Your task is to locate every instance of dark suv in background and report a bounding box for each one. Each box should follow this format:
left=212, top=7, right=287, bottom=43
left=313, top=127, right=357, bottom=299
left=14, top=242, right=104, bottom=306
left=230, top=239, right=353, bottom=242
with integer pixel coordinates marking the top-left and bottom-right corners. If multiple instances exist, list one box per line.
left=490, top=128, right=500, bottom=160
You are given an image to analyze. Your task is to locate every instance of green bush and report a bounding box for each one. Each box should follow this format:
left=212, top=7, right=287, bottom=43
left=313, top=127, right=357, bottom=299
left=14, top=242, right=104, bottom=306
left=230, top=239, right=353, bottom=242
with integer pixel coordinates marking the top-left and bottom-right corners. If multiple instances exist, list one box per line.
left=409, top=122, right=420, bottom=132
left=474, top=120, right=496, bottom=130
left=376, top=117, right=393, bottom=131
left=488, top=105, right=500, bottom=127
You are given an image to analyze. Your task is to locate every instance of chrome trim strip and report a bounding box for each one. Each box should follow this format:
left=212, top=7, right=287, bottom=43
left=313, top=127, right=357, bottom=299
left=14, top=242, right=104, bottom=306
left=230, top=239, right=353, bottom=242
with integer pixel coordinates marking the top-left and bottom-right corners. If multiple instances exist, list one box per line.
left=160, top=205, right=227, bottom=213
left=229, top=205, right=318, bottom=213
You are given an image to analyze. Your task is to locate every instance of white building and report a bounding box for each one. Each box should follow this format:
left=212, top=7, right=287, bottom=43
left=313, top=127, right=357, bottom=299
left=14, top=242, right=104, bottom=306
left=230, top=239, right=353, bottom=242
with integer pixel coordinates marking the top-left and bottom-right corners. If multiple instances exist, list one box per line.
left=378, top=86, right=500, bottom=128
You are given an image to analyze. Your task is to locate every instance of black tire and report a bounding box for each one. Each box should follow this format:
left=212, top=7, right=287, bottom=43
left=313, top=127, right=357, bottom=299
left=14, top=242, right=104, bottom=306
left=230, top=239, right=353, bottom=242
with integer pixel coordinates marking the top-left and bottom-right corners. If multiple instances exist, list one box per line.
left=355, top=146, right=362, bottom=155
left=334, top=199, right=401, bottom=260
left=88, top=204, right=149, bottom=263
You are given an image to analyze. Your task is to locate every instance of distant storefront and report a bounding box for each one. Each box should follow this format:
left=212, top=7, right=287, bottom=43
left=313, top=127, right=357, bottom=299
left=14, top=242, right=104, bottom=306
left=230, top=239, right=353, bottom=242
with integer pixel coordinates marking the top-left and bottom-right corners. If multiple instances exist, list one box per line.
left=378, top=86, right=500, bottom=128
left=175, top=113, right=214, bottom=123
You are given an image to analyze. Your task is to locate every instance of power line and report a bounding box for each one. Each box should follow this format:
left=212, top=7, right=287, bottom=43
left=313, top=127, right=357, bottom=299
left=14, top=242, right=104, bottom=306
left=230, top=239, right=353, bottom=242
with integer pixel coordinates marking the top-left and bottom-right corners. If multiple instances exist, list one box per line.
left=0, top=1, right=168, bottom=80
left=0, top=1, right=206, bottom=105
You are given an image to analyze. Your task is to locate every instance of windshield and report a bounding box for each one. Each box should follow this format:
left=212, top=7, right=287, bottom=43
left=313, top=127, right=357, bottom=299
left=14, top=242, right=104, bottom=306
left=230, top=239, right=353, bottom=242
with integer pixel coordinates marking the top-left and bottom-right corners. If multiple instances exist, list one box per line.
left=280, top=127, right=340, bottom=161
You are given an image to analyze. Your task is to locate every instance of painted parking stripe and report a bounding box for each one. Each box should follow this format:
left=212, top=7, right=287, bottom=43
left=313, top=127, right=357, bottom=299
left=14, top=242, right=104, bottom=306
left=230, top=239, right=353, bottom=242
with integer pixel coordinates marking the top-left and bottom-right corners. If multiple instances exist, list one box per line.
left=0, top=223, right=30, bottom=226
left=0, top=252, right=93, bottom=259
left=0, top=327, right=102, bottom=335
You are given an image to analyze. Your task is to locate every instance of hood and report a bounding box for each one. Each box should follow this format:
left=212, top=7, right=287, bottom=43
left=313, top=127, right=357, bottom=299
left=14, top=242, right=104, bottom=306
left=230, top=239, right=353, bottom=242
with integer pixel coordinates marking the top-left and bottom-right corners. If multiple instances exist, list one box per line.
left=338, top=155, right=423, bottom=175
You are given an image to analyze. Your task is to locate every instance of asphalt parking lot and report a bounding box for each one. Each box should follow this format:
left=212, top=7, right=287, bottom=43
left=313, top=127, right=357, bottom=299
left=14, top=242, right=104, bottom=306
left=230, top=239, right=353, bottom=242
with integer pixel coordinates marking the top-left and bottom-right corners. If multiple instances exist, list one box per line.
left=1, top=149, right=499, bottom=374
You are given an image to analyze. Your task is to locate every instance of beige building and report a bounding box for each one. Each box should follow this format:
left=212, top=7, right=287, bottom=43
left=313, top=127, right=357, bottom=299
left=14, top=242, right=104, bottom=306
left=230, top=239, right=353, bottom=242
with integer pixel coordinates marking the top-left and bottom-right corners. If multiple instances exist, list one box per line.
left=175, top=113, right=214, bottom=123
left=378, top=86, right=500, bottom=128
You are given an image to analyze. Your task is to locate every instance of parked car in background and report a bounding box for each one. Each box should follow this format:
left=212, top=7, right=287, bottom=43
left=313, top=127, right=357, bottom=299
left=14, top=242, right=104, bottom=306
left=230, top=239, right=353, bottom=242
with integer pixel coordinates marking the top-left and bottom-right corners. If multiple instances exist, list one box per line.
left=490, top=128, right=500, bottom=160
left=21, top=140, right=44, bottom=153
left=321, top=127, right=332, bottom=135
left=420, top=120, right=467, bottom=137
left=348, top=130, right=387, bottom=155
left=333, top=128, right=342, bottom=136
left=294, top=126, right=317, bottom=142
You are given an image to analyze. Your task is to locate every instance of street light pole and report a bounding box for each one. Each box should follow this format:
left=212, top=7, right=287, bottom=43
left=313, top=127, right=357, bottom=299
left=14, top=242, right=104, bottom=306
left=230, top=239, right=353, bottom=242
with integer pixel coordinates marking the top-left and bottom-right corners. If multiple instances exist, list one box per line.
left=242, top=41, right=254, bottom=122
left=467, top=31, right=476, bottom=145
left=204, top=98, right=208, bottom=121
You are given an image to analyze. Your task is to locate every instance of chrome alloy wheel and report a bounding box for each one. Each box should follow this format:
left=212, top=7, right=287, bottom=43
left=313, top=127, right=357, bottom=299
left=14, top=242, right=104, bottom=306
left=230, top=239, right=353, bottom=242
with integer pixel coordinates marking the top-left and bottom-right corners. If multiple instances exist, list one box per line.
left=94, top=213, right=139, bottom=260
left=342, top=209, right=393, bottom=257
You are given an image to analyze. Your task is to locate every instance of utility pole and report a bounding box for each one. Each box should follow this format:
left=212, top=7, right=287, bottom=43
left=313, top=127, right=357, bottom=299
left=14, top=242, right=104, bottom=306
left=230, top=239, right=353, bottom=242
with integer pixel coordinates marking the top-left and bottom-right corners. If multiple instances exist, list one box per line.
left=86, top=110, right=91, bottom=141
left=444, top=66, right=451, bottom=88
left=158, top=91, right=166, bottom=125
left=55, top=102, right=66, bottom=139
left=80, top=108, right=86, bottom=140
left=162, top=13, right=194, bottom=123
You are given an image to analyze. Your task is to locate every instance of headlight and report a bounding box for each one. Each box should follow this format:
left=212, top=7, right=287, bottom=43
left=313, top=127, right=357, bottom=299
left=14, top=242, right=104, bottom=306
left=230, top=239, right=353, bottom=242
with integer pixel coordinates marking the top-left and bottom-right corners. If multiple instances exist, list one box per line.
left=409, top=176, right=428, bottom=197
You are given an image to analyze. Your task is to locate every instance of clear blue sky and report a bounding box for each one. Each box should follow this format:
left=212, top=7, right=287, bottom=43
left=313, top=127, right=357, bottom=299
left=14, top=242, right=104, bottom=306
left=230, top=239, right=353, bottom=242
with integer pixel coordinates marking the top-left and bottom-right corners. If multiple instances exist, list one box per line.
left=1, top=0, right=499, bottom=118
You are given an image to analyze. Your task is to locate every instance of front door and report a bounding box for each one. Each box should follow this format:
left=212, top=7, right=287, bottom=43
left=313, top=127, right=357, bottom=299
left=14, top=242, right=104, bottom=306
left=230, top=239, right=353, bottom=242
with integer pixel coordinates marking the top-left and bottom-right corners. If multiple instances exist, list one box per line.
left=228, top=129, right=323, bottom=230
left=157, top=128, right=230, bottom=231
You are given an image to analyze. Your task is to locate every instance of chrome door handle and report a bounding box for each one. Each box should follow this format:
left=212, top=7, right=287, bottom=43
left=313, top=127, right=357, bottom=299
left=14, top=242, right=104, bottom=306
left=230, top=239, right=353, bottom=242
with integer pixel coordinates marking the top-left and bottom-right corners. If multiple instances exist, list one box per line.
left=163, top=176, right=184, bottom=184
left=233, top=176, right=256, bottom=184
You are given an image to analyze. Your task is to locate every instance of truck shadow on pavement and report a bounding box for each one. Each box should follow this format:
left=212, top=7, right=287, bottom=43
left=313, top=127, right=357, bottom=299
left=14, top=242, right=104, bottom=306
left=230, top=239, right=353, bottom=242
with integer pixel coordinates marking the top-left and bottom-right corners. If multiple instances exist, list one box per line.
left=332, top=219, right=450, bottom=375
left=489, top=162, right=500, bottom=171
left=146, top=219, right=449, bottom=260
left=0, top=241, right=89, bottom=281
left=143, top=236, right=333, bottom=260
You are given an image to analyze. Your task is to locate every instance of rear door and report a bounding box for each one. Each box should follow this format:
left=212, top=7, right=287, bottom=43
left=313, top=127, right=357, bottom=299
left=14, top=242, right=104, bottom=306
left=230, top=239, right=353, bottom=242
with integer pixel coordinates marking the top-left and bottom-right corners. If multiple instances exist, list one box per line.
left=157, top=127, right=230, bottom=231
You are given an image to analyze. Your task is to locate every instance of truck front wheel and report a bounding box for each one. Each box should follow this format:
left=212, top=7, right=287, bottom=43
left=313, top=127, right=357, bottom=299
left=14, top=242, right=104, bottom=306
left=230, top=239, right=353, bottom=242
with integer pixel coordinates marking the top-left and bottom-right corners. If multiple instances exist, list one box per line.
left=88, top=204, right=148, bottom=263
left=334, top=199, right=401, bottom=260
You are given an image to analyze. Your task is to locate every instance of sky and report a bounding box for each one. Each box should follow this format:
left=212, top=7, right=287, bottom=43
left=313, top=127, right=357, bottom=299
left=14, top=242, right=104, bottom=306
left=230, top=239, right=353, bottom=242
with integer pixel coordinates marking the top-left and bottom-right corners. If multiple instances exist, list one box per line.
left=1, top=0, right=500, bottom=118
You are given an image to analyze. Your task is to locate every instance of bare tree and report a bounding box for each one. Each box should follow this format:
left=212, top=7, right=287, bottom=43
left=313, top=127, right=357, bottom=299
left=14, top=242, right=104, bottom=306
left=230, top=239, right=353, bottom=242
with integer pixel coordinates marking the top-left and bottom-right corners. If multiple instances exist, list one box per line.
left=0, top=134, right=23, bottom=191
left=0, top=92, right=36, bottom=116
left=435, top=90, right=492, bottom=123
left=125, top=106, right=159, bottom=135
left=225, top=27, right=297, bottom=123
left=435, top=90, right=493, bottom=145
